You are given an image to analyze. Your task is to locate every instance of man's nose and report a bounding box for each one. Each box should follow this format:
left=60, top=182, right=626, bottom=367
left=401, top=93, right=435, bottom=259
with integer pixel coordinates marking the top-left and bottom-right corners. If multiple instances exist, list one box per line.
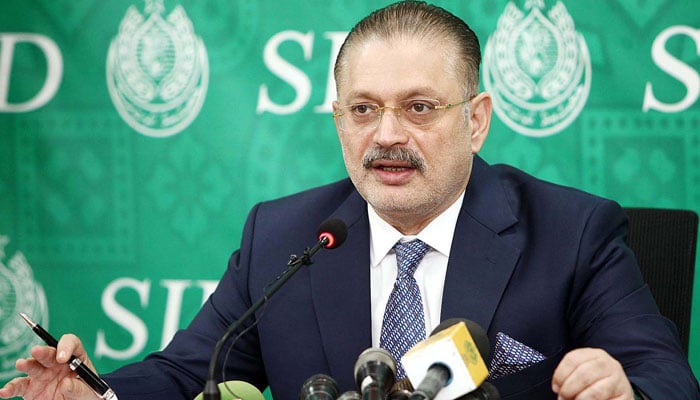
left=373, top=108, right=409, bottom=147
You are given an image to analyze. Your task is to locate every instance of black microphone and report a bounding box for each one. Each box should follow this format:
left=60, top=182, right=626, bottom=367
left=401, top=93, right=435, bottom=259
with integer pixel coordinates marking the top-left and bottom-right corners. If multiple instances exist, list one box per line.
left=403, top=319, right=491, bottom=400
left=203, top=219, right=348, bottom=400
left=316, top=218, right=348, bottom=250
left=299, top=374, right=340, bottom=400
left=354, top=348, right=397, bottom=400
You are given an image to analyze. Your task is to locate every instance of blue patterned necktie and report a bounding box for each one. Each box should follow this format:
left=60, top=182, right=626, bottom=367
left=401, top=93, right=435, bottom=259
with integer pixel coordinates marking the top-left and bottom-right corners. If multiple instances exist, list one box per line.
left=379, top=239, right=430, bottom=379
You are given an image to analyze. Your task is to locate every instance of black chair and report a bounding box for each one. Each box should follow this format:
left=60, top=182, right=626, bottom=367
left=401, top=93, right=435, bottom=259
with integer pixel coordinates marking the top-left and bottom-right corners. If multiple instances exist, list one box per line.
left=623, top=207, right=698, bottom=356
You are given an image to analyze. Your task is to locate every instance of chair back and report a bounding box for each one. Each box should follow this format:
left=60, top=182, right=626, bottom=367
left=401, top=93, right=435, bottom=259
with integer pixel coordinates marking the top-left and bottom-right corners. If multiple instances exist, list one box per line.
left=623, top=207, right=698, bottom=355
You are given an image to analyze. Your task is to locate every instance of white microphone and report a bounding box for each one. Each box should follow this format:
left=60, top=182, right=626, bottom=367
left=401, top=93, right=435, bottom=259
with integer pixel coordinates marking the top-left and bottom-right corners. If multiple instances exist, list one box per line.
left=401, top=319, right=490, bottom=400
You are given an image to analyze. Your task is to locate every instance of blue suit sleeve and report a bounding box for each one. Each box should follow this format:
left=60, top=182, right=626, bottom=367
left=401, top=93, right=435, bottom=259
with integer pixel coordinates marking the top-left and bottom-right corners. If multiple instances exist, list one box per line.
left=567, top=200, right=699, bottom=399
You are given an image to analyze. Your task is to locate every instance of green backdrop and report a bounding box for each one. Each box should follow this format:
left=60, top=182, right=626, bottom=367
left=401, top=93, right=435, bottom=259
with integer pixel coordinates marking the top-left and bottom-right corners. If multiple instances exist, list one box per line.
left=1, top=0, right=699, bottom=393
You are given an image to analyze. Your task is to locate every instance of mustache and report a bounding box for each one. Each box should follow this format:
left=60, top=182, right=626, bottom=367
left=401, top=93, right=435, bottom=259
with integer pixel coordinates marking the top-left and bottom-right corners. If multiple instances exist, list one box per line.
left=361, top=147, right=425, bottom=172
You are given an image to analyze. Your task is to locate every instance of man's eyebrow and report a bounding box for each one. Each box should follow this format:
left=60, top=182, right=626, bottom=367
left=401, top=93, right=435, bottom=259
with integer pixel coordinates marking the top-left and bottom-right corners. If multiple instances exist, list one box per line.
left=342, top=87, right=444, bottom=103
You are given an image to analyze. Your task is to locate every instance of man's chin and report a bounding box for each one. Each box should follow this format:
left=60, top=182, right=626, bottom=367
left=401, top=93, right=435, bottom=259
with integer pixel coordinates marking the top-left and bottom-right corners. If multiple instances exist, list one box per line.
left=365, top=191, right=423, bottom=216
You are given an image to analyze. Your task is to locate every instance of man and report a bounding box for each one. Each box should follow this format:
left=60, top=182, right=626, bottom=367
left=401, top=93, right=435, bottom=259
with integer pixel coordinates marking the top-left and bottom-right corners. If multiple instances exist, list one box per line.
left=1, top=2, right=698, bottom=399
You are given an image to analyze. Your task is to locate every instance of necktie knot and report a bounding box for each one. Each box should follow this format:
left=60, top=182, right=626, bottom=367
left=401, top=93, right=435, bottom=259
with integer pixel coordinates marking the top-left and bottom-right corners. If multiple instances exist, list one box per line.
left=394, top=239, right=430, bottom=278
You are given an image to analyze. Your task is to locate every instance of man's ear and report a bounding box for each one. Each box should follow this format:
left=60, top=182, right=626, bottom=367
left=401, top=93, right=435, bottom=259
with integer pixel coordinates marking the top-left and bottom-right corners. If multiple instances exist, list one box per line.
left=469, top=92, right=492, bottom=154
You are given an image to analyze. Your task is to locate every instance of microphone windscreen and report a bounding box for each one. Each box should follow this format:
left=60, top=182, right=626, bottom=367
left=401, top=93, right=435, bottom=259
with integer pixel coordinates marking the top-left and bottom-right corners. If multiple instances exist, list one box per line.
left=317, top=218, right=348, bottom=249
left=193, top=381, right=264, bottom=400
left=431, top=318, right=490, bottom=360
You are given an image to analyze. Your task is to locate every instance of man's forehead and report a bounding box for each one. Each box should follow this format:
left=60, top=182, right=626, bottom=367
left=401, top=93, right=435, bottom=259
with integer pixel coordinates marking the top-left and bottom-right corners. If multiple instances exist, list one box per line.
left=337, top=38, right=461, bottom=100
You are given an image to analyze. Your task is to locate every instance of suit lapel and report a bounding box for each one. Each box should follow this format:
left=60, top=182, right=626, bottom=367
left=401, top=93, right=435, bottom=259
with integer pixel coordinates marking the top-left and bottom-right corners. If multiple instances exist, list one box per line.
left=310, top=189, right=372, bottom=383
left=441, top=157, right=521, bottom=334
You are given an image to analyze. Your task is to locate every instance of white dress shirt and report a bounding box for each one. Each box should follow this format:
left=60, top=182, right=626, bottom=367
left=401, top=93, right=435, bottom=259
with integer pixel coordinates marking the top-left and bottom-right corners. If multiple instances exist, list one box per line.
left=368, top=192, right=465, bottom=347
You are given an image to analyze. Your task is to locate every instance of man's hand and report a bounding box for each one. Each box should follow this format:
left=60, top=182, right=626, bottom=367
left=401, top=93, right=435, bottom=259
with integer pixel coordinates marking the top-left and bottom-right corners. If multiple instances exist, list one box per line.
left=552, top=348, right=634, bottom=400
left=0, top=334, right=100, bottom=400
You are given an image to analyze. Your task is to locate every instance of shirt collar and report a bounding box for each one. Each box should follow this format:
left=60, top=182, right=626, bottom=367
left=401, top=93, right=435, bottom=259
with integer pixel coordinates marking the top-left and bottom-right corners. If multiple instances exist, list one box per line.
left=368, top=191, right=465, bottom=267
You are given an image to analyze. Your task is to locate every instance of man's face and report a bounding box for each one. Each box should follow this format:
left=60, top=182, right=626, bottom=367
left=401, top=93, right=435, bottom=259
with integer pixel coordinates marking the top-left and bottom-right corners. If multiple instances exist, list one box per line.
left=333, top=37, right=489, bottom=234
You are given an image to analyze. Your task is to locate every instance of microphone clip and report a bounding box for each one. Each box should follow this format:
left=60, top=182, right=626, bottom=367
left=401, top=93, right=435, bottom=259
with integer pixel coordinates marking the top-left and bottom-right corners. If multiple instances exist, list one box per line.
left=299, top=246, right=318, bottom=266
left=287, top=250, right=314, bottom=267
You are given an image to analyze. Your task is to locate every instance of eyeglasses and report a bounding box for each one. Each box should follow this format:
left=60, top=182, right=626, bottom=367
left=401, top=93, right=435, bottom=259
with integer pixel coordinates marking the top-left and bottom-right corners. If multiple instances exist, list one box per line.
left=333, top=98, right=471, bottom=133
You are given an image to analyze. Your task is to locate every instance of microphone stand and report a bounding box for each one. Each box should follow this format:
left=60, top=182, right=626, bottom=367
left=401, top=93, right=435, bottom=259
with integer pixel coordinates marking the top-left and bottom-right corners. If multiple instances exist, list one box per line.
left=203, top=237, right=330, bottom=400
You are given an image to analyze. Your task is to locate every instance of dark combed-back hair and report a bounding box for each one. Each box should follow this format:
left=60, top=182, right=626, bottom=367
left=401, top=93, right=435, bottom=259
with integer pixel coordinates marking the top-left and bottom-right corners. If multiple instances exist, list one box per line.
left=334, top=1, right=481, bottom=97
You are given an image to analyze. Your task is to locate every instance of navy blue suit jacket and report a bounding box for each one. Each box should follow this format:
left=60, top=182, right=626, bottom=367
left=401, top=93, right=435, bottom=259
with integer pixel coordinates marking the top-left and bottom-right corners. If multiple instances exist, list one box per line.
left=105, top=156, right=699, bottom=399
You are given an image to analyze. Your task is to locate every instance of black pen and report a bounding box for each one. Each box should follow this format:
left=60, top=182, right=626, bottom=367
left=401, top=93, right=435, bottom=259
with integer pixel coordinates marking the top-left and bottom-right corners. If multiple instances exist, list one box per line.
left=20, top=313, right=118, bottom=400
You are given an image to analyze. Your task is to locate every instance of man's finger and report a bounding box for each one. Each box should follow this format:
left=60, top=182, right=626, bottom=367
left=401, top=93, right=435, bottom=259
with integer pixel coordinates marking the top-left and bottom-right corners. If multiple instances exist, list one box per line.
left=18, top=355, right=66, bottom=381
left=569, top=374, right=630, bottom=400
left=30, top=345, right=60, bottom=368
left=57, top=334, right=90, bottom=367
left=557, top=357, right=605, bottom=399
left=0, top=376, right=30, bottom=399
left=556, top=356, right=608, bottom=398
left=552, top=348, right=599, bottom=391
